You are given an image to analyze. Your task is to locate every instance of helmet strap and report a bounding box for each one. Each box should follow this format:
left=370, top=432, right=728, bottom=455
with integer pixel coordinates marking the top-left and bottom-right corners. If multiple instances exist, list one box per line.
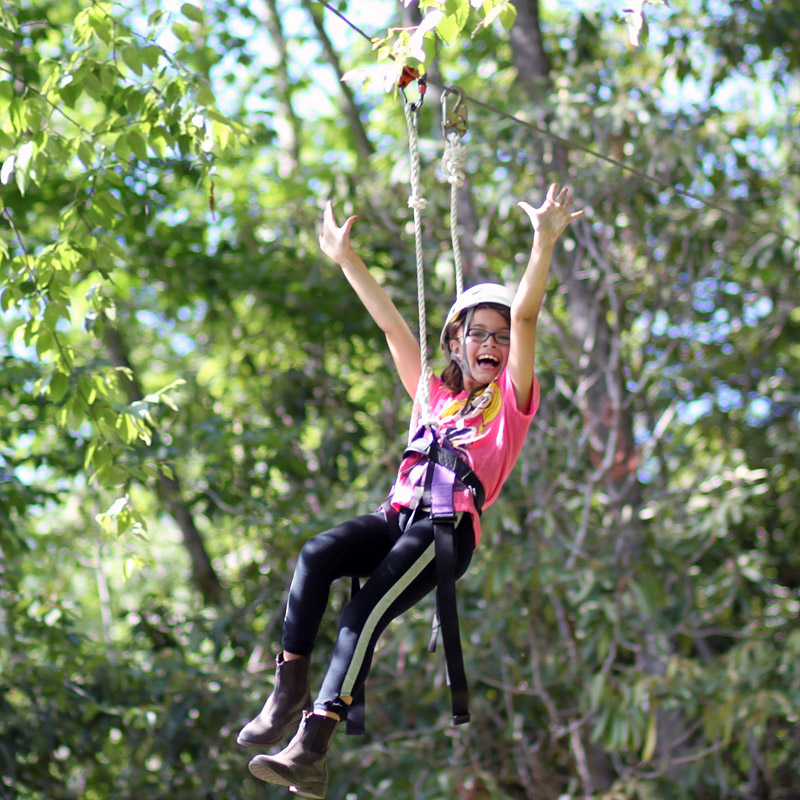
left=454, top=307, right=476, bottom=380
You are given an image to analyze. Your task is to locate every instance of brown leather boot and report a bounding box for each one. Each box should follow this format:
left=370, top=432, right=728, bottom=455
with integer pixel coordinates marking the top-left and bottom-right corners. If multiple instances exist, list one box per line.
left=237, top=654, right=311, bottom=749
left=248, top=711, right=337, bottom=799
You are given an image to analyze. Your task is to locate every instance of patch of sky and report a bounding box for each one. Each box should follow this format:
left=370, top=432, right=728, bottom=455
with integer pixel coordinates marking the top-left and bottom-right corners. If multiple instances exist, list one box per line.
left=651, top=309, right=669, bottom=336
left=176, top=302, right=206, bottom=322
left=716, top=383, right=742, bottom=413
left=746, top=395, right=772, bottom=426
left=493, top=166, right=509, bottom=181
left=171, top=332, right=196, bottom=355
left=743, top=295, right=773, bottom=327
left=205, top=214, right=237, bottom=256
left=136, top=309, right=174, bottom=332
left=161, top=207, right=190, bottom=226
left=678, top=394, right=713, bottom=424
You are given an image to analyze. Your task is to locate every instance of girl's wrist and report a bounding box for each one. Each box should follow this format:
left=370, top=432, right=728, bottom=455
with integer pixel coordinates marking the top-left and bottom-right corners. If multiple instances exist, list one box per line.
left=532, top=231, right=558, bottom=250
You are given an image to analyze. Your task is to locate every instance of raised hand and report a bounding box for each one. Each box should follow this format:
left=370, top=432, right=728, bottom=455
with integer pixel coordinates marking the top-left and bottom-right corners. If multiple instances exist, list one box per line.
left=517, top=183, right=584, bottom=243
left=319, top=200, right=358, bottom=264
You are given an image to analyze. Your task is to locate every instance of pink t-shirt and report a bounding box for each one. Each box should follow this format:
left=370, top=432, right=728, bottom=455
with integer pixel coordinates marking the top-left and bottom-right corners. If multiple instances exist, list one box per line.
left=389, top=367, right=539, bottom=546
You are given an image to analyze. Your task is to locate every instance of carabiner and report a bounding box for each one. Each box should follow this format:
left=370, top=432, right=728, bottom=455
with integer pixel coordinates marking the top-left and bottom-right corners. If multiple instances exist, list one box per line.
left=441, top=85, right=467, bottom=138
left=398, top=65, right=427, bottom=112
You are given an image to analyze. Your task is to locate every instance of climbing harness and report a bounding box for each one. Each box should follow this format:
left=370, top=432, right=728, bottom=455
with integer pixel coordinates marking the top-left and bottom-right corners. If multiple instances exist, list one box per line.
left=402, top=428, right=485, bottom=726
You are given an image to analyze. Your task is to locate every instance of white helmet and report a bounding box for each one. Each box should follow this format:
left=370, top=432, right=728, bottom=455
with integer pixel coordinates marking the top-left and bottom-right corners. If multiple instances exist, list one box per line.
left=439, top=283, right=516, bottom=355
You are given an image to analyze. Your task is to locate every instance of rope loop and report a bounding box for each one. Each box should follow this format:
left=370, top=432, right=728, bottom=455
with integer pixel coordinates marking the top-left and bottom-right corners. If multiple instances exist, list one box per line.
left=441, top=132, right=466, bottom=188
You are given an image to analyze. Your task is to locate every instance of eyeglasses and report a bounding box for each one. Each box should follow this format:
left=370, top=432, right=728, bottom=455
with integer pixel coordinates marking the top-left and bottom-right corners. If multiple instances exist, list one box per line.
left=466, top=328, right=511, bottom=346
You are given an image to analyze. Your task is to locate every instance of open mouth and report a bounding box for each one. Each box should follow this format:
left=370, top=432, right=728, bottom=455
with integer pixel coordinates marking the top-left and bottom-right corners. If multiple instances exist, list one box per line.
left=476, top=354, right=500, bottom=369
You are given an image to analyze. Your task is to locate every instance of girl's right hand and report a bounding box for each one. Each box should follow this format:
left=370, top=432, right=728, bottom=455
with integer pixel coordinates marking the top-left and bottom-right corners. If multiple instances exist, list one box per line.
left=319, top=200, right=358, bottom=264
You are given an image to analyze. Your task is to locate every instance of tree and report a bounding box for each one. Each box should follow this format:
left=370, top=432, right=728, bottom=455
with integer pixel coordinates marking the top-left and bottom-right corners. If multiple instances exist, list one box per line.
left=2, top=1, right=799, bottom=798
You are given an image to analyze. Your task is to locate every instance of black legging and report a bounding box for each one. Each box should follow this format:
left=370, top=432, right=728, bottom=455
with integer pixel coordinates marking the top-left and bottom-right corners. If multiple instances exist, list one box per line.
left=281, top=508, right=475, bottom=714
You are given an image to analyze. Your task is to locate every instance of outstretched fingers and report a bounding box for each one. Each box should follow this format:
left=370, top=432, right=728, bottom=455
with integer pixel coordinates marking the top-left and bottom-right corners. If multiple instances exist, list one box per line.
left=320, top=200, right=358, bottom=262
left=568, top=206, right=585, bottom=222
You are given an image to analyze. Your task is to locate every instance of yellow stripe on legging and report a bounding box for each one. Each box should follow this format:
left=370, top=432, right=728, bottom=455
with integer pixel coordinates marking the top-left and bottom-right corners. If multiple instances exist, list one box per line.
left=341, top=540, right=436, bottom=696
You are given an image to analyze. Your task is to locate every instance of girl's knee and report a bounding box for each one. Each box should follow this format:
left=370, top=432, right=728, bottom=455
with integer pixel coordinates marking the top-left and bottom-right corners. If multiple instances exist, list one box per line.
left=298, top=532, right=336, bottom=565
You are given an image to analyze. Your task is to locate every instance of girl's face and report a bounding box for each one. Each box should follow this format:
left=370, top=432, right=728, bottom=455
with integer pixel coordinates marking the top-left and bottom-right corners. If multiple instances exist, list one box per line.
left=450, top=307, right=511, bottom=391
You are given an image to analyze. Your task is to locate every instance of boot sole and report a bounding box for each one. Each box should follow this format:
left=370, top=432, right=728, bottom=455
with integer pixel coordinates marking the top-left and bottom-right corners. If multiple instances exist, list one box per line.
left=248, top=756, right=293, bottom=787
left=290, top=785, right=326, bottom=799
left=249, top=757, right=326, bottom=799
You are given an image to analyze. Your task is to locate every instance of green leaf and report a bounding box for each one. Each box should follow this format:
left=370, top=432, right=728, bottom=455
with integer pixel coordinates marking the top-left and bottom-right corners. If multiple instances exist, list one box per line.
left=113, top=132, right=131, bottom=160
left=15, top=160, right=28, bottom=195
left=77, top=141, right=95, bottom=168
left=140, top=45, right=162, bottom=69
left=196, top=83, right=215, bottom=107
left=89, top=13, right=112, bottom=44
left=172, top=23, right=194, bottom=44
left=0, top=80, right=13, bottom=114
left=499, top=3, right=517, bottom=30
left=127, top=130, right=148, bottom=161
left=436, top=14, right=461, bottom=44
left=641, top=712, right=657, bottom=762
left=36, top=330, right=53, bottom=359
left=480, top=3, right=507, bottom=29
left=59, top=80, right=82, bottom=108
left=181, top=3, right=204, bottom=23
left=43, top=300, right=68, bottom=330
left=121, top=46, right=143, bottom=76
left=48, top=371, right=70, bottom=403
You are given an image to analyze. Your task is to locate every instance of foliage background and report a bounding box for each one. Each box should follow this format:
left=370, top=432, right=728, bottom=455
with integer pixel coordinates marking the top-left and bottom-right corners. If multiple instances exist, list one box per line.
left=1, top=1, right=799, bottom=798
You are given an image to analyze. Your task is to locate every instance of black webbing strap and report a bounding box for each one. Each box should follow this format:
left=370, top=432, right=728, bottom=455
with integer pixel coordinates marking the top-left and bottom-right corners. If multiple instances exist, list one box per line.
left=432, top=515, right=470, bottom=724
left=347, top=439, right=483, bottom=732
left=419, top=438, right=478, bottom=726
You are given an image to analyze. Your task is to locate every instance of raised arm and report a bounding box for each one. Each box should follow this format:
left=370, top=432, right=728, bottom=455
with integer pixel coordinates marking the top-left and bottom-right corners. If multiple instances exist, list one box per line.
left=508, top=184, right=584, bottom=410
left=319, top=201, right=421, bottom=399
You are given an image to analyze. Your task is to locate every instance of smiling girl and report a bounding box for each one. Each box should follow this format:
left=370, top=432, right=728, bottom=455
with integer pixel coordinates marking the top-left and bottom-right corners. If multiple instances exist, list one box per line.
left=240, top=184, right=583, bottom=798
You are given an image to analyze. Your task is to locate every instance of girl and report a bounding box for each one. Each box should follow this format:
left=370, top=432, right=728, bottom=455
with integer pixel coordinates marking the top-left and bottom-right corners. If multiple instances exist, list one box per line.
left=239, top=184, right=583, bottom=798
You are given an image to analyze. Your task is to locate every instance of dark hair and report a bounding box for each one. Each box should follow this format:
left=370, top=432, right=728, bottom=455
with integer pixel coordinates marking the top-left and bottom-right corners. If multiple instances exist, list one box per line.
left=439, top=302, right=511, bottom=393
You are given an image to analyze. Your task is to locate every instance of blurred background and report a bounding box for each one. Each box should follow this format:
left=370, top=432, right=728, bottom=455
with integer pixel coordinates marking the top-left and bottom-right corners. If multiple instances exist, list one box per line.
left=1, top=1, right=799, bottom=797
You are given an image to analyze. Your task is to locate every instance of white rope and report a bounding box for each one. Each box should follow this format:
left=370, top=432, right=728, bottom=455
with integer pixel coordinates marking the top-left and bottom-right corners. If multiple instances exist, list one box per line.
left=441, top=130, right=466, bottom=298
left=403, top=101, right=432, bottom=428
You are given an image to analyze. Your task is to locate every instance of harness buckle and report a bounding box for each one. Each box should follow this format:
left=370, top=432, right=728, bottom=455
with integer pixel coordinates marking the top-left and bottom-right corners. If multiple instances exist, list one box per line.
left=453, top=712, right=471, bottom=726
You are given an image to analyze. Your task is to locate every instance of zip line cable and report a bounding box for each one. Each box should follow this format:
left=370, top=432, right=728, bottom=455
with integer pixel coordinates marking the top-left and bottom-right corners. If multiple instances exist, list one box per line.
left=458, top=92, right=800, bottom=250
left=314, top=0, right=800, bottom=251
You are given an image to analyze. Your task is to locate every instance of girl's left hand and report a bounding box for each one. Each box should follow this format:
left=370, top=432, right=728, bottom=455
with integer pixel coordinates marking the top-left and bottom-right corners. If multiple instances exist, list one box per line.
left=518, top=183, right=584, bottom=243
left=319, top=200, right=358, bottom=265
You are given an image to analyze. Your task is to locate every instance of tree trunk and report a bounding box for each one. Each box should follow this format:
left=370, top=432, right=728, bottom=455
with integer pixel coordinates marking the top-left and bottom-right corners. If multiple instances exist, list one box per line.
left=510, top=0, right=643, bottom=789
left=102, top=322, right=225, bottom=607
left=256, top=0, right=302, bottom=170
left=303, top=0, right=374, bottom=160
